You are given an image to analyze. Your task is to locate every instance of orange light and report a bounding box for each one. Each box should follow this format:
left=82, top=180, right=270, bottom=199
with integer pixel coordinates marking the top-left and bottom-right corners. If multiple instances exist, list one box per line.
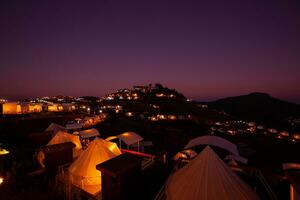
left=294, top=134, right=300, bottom=139
left=0, top=149, right=9, bottom=155
left=126, top=112, right=133, bottom=117
left=156, top=93, right=165, bottom=97
left=0, top=177, right=3, bottom=185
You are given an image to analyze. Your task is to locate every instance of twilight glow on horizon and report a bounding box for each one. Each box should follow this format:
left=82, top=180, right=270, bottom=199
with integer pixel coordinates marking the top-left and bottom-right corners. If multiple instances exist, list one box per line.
left=0, top=1, right=300, bottom=102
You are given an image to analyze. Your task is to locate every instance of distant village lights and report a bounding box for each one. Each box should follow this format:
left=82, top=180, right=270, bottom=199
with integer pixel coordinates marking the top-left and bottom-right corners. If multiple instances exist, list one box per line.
left=210, top=120, right=299, bottom=143
left=0, top=96, right=98, bottom=115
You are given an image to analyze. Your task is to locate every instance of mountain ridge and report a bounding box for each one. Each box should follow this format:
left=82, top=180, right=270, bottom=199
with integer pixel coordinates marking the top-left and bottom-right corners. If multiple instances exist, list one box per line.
left=206, top=92, right=300, bottom=127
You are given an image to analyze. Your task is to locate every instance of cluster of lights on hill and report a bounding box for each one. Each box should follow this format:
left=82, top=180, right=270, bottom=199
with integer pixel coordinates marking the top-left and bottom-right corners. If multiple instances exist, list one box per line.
left=210, top=120, right=300, bottom=143
left=99, top=84, right=194, bottom=122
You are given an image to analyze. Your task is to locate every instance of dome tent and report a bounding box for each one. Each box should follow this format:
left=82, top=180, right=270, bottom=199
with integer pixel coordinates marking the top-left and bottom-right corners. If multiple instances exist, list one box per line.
left=185, top=135, right=239, bottom=156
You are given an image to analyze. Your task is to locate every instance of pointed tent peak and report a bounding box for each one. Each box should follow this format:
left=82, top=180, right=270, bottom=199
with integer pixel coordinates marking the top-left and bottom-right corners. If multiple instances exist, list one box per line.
left=93, top=137, right=122, bottom=156
left=166, top=145, right=259, bottom=200
left=200, top=145, right=227, bottom=159
left=203, top=145, right=214, bottom=153
left=68, top=137, right=122, bottom=191
left=186, top=145, right=225, bottom=168
left=48, top=130, right=82, bottom=149
left=45, top=123, right=66, bottom=133
left=84, top=139, right=118, bottom=157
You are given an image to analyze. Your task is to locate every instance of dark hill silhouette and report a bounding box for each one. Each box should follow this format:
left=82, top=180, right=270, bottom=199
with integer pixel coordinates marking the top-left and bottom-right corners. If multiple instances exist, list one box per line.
left=208, top=92, right=300, bottom=127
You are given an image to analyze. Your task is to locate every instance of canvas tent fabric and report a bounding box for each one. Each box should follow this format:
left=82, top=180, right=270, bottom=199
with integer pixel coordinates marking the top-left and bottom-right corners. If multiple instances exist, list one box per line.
left=75, top=128, right=100, bottom=139
left=117, top=131, right=143, bottom=146
left=166, top=146, right=259, bottom=200
left=68, top=139, right=121, bottom=194
left=47, top=131, right=82, bottom=150
left=105, top=136, right=118, bottom=141
left=37, top=131, right=82, bottom=168
left=95, top=137, right=122, bottom=155
left=185, top=135, right=239, bottom=156
left=225, top=154, right=248, bottom=164
left=45, top=123, right=66, bottom=134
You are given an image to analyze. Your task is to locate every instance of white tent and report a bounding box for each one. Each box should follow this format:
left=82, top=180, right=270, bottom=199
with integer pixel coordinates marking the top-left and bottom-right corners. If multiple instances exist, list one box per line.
left=225, top=154, right=248, bottom=164
left=68, top=139, right=121, bottom=195
left=75, top=128, right=100, bottom=139
left=166, top=146, right=259, bottom=200
left=45, top=123, right=66, bottom=134
left=47, top=131, right=82, bottom=150
left=116, top=131, right=143, bottom=151
left=117, top=132, right=143, bottom=146
left=185, top=135, right=239, bottom=156
left=37, top=131, right=82, bottom=168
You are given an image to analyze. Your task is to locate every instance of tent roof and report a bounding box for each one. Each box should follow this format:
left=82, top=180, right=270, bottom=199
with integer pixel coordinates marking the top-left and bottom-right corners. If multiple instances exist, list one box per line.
left=96, top=153, right=143, bottom=178
left=68, top=139, right=121, bottom=191
left=105, top=136, right=118, bottom=141
left=166, top=146, right=259, bottom=200
left=225, top=154, right=248, bottom=164
left=185, top=135, right=239, bottom=156
left=117, top=131, right=143, bottom=146
left=47, top=131, right=82, bottom=149
left=45, top=123, right=66, bottom=133
left=76, top=128, right=100, bottom=138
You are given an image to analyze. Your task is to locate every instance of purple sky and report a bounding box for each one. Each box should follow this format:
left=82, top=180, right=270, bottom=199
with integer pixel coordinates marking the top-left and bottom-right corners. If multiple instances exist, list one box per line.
left=1, top=1, right=300, bottom=102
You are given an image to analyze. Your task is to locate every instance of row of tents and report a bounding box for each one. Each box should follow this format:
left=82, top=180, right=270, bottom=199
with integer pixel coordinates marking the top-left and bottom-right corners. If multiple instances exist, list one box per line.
left=37, top=123, right=145, bottom=196
left=40, top=123, right=272, bottom=199
left=45, top=123, right=144, bottom=149
left=42, top=124, right=259, bottom=199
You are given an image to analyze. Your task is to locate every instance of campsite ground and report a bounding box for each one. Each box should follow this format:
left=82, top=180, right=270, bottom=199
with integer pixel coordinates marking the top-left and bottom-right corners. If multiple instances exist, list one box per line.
left=0, top=115, right=299, bottom=199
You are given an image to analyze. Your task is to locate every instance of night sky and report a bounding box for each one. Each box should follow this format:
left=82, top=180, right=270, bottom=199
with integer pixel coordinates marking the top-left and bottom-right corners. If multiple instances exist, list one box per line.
left=1, top=1, right=300, bottom=102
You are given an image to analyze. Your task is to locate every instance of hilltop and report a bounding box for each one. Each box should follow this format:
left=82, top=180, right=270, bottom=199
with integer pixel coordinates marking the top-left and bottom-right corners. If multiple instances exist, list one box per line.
left=99, top=83, right=231, bottom=123
left=207, top=92, right=300, bottom=128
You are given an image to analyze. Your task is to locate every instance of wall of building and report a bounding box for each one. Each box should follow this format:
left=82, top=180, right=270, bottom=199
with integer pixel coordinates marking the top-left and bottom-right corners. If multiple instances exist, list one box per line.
left=2, top=103, right=22, bottom=114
